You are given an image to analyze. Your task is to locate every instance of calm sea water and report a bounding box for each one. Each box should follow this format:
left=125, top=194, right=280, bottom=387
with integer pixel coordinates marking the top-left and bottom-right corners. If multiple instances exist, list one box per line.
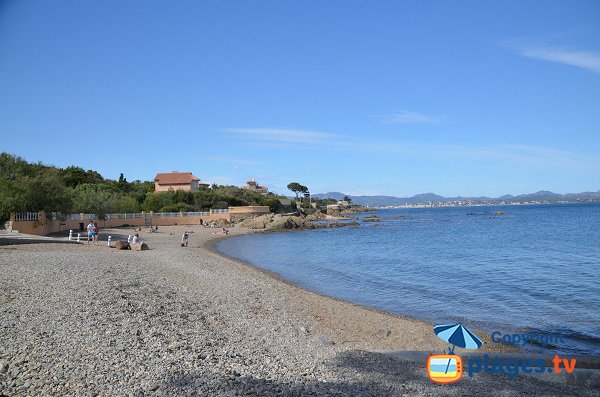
left=215, top=203, right=600, bottom=355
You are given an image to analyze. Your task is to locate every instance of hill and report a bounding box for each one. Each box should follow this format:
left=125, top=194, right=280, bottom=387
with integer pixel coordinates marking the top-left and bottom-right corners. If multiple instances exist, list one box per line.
left=313, top=190, right=600, bottom=207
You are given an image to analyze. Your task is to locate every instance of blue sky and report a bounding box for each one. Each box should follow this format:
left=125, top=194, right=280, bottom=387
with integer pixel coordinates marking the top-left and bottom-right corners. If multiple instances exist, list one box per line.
left=1, top=1, right=599, bottom=197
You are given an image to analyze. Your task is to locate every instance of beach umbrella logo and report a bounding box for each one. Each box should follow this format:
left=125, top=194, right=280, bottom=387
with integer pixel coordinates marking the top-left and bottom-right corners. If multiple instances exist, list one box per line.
left=434, top=323, right=482, bottom=354
left=427, top=323, right=482, bottom=384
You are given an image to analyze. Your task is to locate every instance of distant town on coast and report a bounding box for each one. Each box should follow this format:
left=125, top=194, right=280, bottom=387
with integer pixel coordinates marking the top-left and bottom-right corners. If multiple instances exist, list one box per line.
left=312, top=190, right=600, bottom=208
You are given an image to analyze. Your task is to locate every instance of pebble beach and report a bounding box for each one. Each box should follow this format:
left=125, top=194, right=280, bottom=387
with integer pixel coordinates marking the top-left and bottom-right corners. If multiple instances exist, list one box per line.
left=0, top=226, right=597, bottom=396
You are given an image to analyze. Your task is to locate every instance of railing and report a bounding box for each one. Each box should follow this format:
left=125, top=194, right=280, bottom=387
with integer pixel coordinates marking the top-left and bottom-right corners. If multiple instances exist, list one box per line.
left=14, top=212, right=39, bottom=221
left=152, top=212, right=181, bottom=218
left=105, top=213, right=143, bottom=219
left=15, top=209, right=235, bottom=222
left=183, top=212, right=210, bottom=216
left=63, top=214, right=78, bottom=221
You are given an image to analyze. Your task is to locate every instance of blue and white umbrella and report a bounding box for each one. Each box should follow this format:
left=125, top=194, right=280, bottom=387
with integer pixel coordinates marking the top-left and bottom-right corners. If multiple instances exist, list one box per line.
left=434, top=323, right=482, bottom=354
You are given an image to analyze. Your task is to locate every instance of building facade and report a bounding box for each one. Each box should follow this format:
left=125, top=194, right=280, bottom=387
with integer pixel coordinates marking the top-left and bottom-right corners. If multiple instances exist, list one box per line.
left=154, top=172, right=209, bottom=192
left=242, top=178, right=269, bottom=195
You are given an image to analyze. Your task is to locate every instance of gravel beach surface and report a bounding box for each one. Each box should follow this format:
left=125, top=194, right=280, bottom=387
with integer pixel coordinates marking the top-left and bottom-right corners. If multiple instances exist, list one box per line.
left=0, top=226, right=597, bottom=396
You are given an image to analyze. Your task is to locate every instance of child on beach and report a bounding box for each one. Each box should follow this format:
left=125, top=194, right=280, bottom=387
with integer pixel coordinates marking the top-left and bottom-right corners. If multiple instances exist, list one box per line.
left=181, top=231, right=194, bottom=247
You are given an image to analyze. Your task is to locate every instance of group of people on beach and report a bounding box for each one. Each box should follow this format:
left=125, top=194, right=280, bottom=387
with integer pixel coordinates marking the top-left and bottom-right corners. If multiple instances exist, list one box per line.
left=85, top=220, right=228, bottom=249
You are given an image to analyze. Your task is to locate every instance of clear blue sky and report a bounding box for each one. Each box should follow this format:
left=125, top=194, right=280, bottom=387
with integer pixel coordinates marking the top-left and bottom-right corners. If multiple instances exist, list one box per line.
left=1, top=1, right=599, bottom=197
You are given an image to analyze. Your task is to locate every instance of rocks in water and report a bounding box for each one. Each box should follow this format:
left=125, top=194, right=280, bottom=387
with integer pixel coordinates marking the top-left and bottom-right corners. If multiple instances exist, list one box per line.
left=114, top=241, right=130, bottom=250
left=340, top=206, right=375, bottom=215
left=324, top=221, right=360, bottom=228
left=362, top=216, right=381, bottom=222
left=391, top=215, right=406, bottom=220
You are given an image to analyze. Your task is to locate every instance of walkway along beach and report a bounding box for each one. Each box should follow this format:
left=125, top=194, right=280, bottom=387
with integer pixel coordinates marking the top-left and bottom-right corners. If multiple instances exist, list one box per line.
left=0, top=225, right=597, bottom=396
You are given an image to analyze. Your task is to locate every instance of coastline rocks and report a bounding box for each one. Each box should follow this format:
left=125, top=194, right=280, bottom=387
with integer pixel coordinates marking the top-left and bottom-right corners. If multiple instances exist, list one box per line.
left=323, top=221, right=360, bottom=228
left=306, top=212, right=326, bottom=220
left=240, top=214, right=314, bottom=230
left=209, top=219, right=231, bottom=227
left=340, top=206, right=375, bottom=215
left=362, top=216, right=381, bottom=222
left=240, top=213, right=359, bottom=231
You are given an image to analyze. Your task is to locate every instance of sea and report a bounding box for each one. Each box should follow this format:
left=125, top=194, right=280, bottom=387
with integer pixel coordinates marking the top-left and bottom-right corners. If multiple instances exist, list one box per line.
left=215, top=203, right=600, bottom=356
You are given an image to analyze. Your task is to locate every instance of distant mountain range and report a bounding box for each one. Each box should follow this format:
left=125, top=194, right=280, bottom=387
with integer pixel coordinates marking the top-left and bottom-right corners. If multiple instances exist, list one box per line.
left=311, top=190, right=600, bottom=207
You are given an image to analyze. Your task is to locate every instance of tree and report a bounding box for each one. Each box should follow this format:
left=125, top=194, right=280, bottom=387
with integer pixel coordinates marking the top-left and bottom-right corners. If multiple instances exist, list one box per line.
left=343, top=195, right=352, bottom=203
left=23, top=170, right=73, bottom=214
left=0, top=177, right=19, bottom=221
left=287, top=182, right=304, bottom=200
left=0, top=154, right=73, bottom=220
left=117, top=173, right=129, bottom=192
left=60, top=166, right=104, bottom=188
left=113, top=195, right=140, bottom=213
left=72, top=184, right=112, bottom=217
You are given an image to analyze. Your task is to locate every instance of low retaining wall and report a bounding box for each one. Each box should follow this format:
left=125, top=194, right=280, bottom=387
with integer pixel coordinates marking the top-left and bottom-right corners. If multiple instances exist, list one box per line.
left=228, top=206, right=270, bottom=222
left=8, top=206, right=270, bottom=236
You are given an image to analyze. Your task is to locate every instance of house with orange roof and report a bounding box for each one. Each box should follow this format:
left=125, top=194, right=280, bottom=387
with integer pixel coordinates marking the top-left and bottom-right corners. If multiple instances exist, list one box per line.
left=154, top=172, right=209, bottom=192
left=242, top=178, right=269, bottom=195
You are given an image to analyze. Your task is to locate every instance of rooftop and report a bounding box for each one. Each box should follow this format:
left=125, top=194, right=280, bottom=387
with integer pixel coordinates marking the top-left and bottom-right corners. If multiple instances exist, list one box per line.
left=154, top=172, right=200, bottom=184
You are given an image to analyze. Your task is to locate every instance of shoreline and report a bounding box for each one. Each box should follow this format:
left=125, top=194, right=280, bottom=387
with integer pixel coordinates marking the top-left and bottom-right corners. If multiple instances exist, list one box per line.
left=207, top=228, right=516, bottom=354
left=216, top=214, right=600, bottom=359
left=1, top=225, right=596, bottom=395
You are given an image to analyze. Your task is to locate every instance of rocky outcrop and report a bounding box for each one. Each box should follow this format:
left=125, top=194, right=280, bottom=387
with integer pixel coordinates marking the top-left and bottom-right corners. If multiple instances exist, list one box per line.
left=362, top=216, right=381, bottom=222
left=239, top=213, right=359, bottom=231
left=340, top=206, right=375, bottom=215
left=241, top=214, right=313, bottom=230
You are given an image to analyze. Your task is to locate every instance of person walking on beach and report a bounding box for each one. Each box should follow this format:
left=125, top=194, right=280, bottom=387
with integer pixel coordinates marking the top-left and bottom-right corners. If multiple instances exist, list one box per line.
left=93, top=221, right=99, bottom=245
left=87, top=220, right=95, bottom=245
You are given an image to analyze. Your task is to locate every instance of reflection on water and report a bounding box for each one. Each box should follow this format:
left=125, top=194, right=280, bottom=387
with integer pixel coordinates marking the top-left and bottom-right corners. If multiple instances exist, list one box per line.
left=215, top=203, right=600, bottom=355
